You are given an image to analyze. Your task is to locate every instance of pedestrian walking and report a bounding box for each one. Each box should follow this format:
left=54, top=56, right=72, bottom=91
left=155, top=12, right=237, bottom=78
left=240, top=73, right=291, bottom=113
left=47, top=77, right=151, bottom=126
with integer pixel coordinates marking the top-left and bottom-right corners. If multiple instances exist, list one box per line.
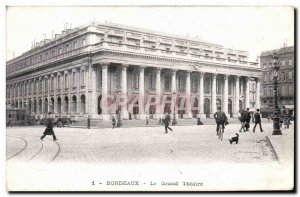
left=112, top=116, right=116, bottom=129
left=87, top=116, right=91, bottom=129
left=164, top=112, right=173, bottom=133
left=214, top=107, right=227, bottom=135
left=128, top=112, right=132, bottom=120
left=117, top=114, right=122, bottom=127
left=253, top=109, right=263, bottom=132
left=245, top=108, right=251, bottom=131
left=146, top=117, right=149, bottom=126
left=239, top=110, right=247, bottom=132
left=40, top=112, right=57, bottom=141
left=158, top=117, right=162, bottom=125
left=7, top=117, right=13, bottom=127
left=282, top=107, right=291, bottom=129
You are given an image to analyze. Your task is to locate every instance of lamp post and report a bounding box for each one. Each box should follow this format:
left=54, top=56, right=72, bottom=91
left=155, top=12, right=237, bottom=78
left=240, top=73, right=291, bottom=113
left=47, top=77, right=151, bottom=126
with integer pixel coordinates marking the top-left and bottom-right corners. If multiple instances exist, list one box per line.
left=272, top=52, right=282, bottom=135
left=172, top=90, right=177, bottom=125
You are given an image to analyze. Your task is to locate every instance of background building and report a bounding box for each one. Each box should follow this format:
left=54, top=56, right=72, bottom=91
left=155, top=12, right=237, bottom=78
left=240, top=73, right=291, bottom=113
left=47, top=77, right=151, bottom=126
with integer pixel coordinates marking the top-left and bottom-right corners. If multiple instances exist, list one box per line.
left=6, top=21, right=261, bottom=120
left=260, top=46, right=294, bottom=116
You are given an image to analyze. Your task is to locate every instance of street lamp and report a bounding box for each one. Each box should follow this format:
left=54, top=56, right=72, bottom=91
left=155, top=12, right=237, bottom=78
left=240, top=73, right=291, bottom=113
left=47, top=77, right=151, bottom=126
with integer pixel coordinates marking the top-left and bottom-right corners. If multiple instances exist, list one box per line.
left=272, top=52, right=282, bottom=135
left=172, top=90, right=177, bottom=125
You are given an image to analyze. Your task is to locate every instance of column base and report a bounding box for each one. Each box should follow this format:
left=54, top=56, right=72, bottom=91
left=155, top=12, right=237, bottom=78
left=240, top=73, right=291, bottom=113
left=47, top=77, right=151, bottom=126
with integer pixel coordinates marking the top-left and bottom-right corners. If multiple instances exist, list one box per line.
left=121, top=111, right=129, bottom=120
left=197, top=113, right=206, bottom=119
left=91, top=114, right=100, bottom=119
left=101, top=114, right=111, bottom=120
left=183, top=113, right=193, bottom=119
left=154, top=113, right=163, bottom=120
left=138, top=114, right=147, bottom=120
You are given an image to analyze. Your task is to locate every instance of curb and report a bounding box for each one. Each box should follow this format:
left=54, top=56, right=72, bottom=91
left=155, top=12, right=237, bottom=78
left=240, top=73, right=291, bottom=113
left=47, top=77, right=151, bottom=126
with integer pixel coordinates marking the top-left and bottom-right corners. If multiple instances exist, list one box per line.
left=265, top=136, right=279, bottom=162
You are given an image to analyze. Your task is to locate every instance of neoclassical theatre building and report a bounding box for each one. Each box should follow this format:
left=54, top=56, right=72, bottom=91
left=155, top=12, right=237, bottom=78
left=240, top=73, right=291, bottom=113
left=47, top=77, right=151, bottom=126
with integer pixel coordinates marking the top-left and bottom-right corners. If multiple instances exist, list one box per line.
left=6, top=22, right=261, bottom=120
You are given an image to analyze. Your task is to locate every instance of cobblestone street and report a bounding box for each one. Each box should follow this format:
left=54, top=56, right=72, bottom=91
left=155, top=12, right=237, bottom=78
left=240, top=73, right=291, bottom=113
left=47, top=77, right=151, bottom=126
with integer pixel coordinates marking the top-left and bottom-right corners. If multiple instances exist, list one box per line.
left=6, top=122, right=294, bottom=191
left=7, top=123, right=279, bottom=164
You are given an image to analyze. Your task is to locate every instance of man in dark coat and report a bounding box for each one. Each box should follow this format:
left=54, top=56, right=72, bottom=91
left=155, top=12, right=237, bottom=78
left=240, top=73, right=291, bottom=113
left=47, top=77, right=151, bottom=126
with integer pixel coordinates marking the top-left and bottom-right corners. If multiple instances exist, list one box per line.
left=239, top=110, right=247, bottom=132
left=214, top=107, right=227, bottom=135
left=40, top=112, right=57, bottom=141
left=245, top=108, right=251, bottom=131
left=164, top=112, right=173, bottom=133
left=253, top=109, right=263, bottom=132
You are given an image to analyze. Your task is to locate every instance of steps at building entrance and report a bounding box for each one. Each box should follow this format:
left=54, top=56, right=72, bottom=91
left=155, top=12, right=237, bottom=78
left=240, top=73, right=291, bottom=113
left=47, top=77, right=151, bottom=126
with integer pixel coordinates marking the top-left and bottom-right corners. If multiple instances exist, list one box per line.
left=70, top=118, right=242, bottom=129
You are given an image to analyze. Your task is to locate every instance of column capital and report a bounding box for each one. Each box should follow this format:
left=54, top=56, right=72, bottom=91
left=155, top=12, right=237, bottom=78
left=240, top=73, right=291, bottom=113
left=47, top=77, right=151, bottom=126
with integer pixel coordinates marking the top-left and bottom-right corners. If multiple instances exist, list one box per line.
left=256, top=77, right=260, bottom=83
left=122, top=64, right=129, bottom=71
left=199, top=72, right=205, bottom=78
left=224, top=74, right=230, bottom=79
left=138, top=65, right=145, bottom=71
left=235, top=75, right=241, bottom=80
left=156, top=67, right=162, bottom=74
left=100, top=61, right=110, bottom=68
left=212, top=73, right=217, bottom=78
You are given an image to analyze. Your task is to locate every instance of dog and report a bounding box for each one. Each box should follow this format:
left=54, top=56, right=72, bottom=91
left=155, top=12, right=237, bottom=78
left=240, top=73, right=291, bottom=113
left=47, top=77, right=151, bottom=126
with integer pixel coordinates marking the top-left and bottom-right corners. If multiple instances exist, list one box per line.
left=229, top=133, right=239, bottom=144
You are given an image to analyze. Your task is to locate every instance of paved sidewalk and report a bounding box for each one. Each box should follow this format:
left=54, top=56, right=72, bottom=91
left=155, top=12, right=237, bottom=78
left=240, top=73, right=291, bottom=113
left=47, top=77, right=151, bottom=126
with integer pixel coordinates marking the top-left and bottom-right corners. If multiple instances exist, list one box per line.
left=267, top=124, right=294, bottom=165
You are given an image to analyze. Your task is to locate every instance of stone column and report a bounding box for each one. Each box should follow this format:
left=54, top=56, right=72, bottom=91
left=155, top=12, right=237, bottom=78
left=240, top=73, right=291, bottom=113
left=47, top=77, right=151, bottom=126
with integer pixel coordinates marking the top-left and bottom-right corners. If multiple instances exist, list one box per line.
left=234, top=76, right=240, bottom=117
left=76, top=69, right=80, bottom=117
left=121, top=64, right=129, bottom=119
left=245, top=77, right=250, bottom=109
left=40, top=77, right=44, bottom=116
left=256, top=78, right=261, bottom=109
left=223, top=74, right=229, bottom=117
left=171, top=69, right=177, bottom=118
left=101, top=62, right=110, bottom=120
left=184, top=71, right=192, bottom=118
left=198, top=72, right=206, bottom=118
left=67, top=70, right=71, bottom=116
left=52, top=74, right=57, bottom=115
left=211, top=73, right=217, bottom=116
left=60, top=73, right=64, bottom=115
left=138, top=66, right=146, bottom=119
left=84, top=66, right=89, bottom=116
left=89, top=66, right=98, bottom=118
left=154, top=68, right=161, bottom=119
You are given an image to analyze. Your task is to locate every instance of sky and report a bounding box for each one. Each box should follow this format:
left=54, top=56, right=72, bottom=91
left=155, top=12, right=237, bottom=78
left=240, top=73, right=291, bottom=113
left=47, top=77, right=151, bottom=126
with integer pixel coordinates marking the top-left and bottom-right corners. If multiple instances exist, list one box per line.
left=6, top=6, right=294, bottom=61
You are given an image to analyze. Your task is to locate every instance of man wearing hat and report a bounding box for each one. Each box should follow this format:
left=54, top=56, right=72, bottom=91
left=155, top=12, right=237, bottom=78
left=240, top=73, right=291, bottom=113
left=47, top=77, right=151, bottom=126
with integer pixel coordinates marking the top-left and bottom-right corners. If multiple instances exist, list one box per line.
left=40, top=112, right=57, bottom=141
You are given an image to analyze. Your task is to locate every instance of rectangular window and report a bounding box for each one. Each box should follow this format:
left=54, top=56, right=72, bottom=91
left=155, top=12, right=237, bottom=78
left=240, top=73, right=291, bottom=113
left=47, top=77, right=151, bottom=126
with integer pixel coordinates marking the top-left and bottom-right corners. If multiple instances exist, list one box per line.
left=59, top=48, right=62, bottom=54
left=216, top=79, right=221, bottom=94
left=133, top=74, right=139, bottom=89
left=82, top=38, right=86, bottom=46
left=164, top=76, right=170, bottom=90
left=96, top=69, right=102, bottom=90
left=58, top=75, right=61, bottom=89
left=45, top=79, right=48, bottom=91
left=72, top=72, right=76, bottom=87
left=52, top=50, right=55, bottom=57
left=65, top=74, right=69, bottom=88
left=150, top=75, right=155, bottom=90
left=192, top=78, right=197, bottom=91
left=282, top=60, right=285, bottom=67
left=289, top=59, right=292, bottom=66
left=24, top=83, right=27, bottom=95
left=288, top=71, right=293, bottom=80
left=51, top=77, right=54, bottom=90
left=179, top=76, right=184, bottom=91
left=39, top=80, right=42, bottom=92
left=116, top=71, right=121, bottom=89
left=74, top=41, right=77, bottom=49
left=66, top=44, right=69, bottom=52
left=81, top=70, right=85, bottom=85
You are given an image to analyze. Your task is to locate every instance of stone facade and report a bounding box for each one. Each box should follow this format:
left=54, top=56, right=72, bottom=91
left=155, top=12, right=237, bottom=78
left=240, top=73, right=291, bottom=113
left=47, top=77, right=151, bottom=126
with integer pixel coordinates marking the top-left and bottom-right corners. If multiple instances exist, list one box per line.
left=6, top=22, right=261, bottom=120
left=260, top=46, right=294, bottom=116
